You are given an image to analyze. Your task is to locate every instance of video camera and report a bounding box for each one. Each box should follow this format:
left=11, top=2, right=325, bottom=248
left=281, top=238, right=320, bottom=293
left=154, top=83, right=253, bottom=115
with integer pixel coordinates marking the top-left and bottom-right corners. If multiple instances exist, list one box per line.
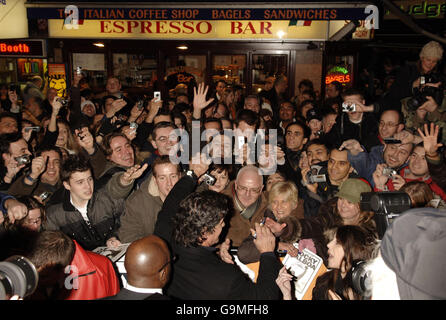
left=360, top=191, right=411, bottom=239
left=0, top=256, right=39, bottom=300
left=406, top=73, right=444, bottom=111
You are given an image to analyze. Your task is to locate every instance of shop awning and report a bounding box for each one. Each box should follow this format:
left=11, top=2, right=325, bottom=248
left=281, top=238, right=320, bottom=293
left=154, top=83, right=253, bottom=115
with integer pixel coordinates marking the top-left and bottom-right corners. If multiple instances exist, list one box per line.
left=0, top=0, right=28, bottom=39
left=25, top=1, right=376, bottom=41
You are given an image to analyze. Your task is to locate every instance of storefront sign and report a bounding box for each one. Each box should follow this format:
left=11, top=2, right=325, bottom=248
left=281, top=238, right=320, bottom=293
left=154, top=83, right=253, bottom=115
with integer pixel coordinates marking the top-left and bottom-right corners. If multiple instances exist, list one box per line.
left=385, top=0, right=445, bottom=19
left=48, top=19, right=342, bottom=40
left=29, top=7, right=370, bottom=21
left=325, top=66, right=352, bottom=84
left=17, top=58, right=46, bottom=82
left=0, top=40, right=46, bottom=58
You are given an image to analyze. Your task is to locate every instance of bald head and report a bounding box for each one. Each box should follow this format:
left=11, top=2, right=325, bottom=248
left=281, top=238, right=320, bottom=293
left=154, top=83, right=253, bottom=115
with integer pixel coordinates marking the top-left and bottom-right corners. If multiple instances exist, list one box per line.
left=235, top=165, right=264, bottom=207
left=124, top=235, right=171, bottom=289
left=236, top=165, right=263, bottom=185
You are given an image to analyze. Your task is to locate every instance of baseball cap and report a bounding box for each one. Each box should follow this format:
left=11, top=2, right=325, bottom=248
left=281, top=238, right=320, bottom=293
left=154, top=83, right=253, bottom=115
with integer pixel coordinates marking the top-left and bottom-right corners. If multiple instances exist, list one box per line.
left=380, top=207, right=446, bottom=299
left=336, top=178, right=371, bottom=204
left=306, top=108, right=322, bottom=122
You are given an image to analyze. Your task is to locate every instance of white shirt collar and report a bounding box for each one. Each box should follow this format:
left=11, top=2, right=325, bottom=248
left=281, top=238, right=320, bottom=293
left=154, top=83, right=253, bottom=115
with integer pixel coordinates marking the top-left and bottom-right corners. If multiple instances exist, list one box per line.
left=125, top=283, right=163, bottom=295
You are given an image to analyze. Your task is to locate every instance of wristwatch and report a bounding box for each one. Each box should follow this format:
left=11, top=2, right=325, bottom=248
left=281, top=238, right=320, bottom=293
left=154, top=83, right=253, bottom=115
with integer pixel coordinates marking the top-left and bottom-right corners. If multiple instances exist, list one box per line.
left=25, top=175, right=37, bottom=184
left=185, top=170, right=197, bottom=181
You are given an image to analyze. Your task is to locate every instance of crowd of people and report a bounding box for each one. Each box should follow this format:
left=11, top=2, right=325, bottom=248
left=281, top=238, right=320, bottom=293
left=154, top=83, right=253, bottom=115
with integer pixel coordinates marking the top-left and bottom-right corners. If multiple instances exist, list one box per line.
left=0, top=40, right=445, bottom=301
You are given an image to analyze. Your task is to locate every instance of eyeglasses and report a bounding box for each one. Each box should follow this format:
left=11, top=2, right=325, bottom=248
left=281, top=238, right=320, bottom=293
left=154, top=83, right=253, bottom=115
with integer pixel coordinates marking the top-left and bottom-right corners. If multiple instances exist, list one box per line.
left=236, top=185, right=262, bottom=195
left=379, top=121, right=398, bottom=128
left=157, top=255, right=177, bottom=273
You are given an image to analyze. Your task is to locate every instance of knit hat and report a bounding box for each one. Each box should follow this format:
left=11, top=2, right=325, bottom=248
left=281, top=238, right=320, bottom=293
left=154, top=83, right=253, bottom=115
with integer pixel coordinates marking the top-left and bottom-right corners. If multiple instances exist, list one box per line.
left=336, top=178, right=371, bottom=204
left=80, top=100, right=96, bottom=115
left=380, top=207, right=446, bottom=299
left=419, top=41, right=443, bottom=60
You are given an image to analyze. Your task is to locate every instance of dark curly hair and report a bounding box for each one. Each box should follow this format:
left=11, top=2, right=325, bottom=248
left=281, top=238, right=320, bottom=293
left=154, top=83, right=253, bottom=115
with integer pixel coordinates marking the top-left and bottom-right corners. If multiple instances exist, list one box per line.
left=173, top=190, right=232, bottom=247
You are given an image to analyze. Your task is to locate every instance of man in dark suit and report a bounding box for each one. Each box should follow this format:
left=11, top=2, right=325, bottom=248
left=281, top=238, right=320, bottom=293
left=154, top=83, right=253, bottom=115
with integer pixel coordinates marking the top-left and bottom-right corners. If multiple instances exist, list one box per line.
left=154, top=157, right=282, bottom=300
left=102, top=235, right=171, bottom=300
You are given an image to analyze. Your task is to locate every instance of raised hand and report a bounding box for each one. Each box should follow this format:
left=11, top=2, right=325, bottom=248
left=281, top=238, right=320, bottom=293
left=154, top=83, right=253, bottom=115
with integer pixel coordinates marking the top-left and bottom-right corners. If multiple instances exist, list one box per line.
left=8, top=90, right=18, bottom=105
left=372, top=163, right=389, bottom=190
left=339, top=139, right=363, bottom=156
left=74, top=127, right=95, bottom=155
left=106, top=99, right=127, bottom=118
left=193, top=83, right=214, bottom=117
left=418, top=123, right=443, bottom=157
left=251, top=222, right=276, bottom=254
left=29, top=155, right=47, bottom=181
left=120, top=163, right=149, bottom=186
left=50, top=96, right=63, bottom=115
left=145, top=98, right=162, bottom=123
left=3, top=198, right=28, bottom=224
left=391, top=174, right=406, bottom=190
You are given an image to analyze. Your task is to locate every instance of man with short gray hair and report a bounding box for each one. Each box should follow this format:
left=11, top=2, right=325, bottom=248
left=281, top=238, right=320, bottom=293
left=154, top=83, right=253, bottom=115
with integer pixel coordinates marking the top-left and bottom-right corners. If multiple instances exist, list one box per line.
left=222, top=165, right=268, bottom=246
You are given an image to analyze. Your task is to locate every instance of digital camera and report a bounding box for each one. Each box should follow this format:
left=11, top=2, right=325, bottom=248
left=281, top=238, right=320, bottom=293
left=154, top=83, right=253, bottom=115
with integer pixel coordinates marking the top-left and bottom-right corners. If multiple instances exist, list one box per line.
left=382, top=167, right=397, bottom=178
left=136, top=100, right=145, bottom=110
left=342, top=102, right=356, bottom=112
left=57, top=98, right=69, bottom=106
left=14, top=154, right=31, bottom=166
left=202, top=172, right=216, bottom=186
left=39, top=191, right=52, bottom=202
left=129, top=122, right=138, bottom=130
left=306, top=164, right=327, bottom=184
left=406, top=85, right=444, bottom=111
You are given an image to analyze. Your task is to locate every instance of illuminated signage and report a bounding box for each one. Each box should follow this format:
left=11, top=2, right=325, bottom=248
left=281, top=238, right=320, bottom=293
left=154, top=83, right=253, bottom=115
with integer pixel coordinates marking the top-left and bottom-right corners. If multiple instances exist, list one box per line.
left=325, top=74, right=351, bottom=84
left=48, top=19, right=345, bottom=41
left=0, top=40, right=46, bottom=57
left=326, top=66, right=352, bottom=84
left=28, top=7, right=370, bottom=21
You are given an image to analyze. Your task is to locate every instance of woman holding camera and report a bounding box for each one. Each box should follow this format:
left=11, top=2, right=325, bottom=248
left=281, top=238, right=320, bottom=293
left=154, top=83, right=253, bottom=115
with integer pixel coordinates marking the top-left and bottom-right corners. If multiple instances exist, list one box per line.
left=276, top=224, right=379, bottom=300
left=278, top=178, right=377, bottom=265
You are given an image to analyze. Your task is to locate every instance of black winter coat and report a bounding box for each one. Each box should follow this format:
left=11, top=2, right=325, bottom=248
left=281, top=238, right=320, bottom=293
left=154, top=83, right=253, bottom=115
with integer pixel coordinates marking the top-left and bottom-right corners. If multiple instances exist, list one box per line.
left=154, top=176, right=282, bottom=300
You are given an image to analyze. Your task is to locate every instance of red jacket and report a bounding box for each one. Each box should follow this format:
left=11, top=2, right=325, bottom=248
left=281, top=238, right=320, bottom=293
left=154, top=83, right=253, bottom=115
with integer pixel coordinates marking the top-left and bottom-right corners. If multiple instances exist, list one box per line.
left=374, top=167, right=446, bottom=201
left=64, top=241, right=120, bottom=300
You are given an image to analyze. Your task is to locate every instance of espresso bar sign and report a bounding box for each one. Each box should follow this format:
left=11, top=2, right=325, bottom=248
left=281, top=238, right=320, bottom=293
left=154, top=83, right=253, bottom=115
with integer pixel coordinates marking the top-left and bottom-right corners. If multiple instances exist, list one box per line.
left=0, top=39, right=46, bottom=57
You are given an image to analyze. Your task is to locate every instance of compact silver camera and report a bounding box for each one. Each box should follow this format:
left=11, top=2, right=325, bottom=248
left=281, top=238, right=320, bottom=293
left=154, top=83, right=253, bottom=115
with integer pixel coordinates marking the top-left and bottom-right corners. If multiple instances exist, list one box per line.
left=202, top=172, right=216, bottom=186
left=14, top=154, right=31, bottom=166
left=136, top=100, right=145, bottom=110
left=382, top=167, right=397, bottom=178
left=57, top=98, right=69, bottom=106
left=306, top=164, right=327, bottom=184
left=39, top=191, right=52, bottom=202
left=24, top=126, right=40, bottom=133
left=75, top=66, right=82, bottom=75
left=342, top=102, right=356, bottom=112
left=129, top=122, right=138, bottom=130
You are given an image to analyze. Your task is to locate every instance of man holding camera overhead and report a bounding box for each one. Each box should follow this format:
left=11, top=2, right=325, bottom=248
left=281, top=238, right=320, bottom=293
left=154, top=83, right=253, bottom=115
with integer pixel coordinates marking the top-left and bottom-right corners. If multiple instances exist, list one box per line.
left=323, top=88, right=381, bottom=152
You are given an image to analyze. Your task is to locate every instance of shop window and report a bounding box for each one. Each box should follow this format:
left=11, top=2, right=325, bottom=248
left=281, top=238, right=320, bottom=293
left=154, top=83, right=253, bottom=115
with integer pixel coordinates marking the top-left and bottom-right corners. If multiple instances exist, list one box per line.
left=72, top=53, right=107, bottom=89
left=0, top=58, right=18, bottom=85
left=164, top=55, right=206, bottom=98
left=252, top=54, right=287, bottom=94
left=113, top=53, right=157, bottom=88
left=212, top=55, right=246, bottom=87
